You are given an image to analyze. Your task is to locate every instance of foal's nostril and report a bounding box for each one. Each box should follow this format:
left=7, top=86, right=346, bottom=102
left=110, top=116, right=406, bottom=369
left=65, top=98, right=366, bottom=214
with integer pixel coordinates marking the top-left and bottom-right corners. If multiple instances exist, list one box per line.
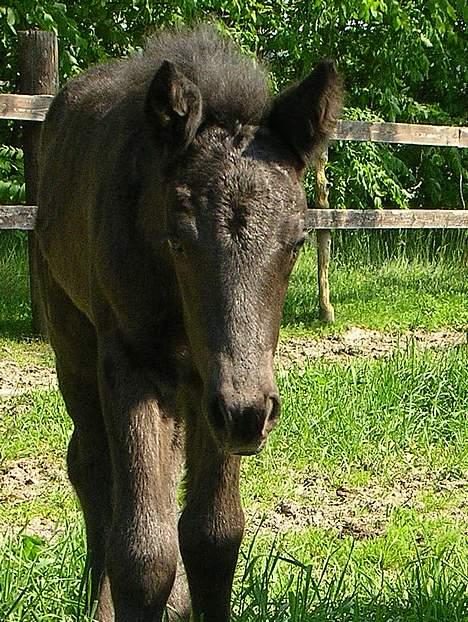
left=210, top=394, right=231, bottom=431
left=266, top=394, right=281, bottom=424
left=259, top=394, right=280, bottom=440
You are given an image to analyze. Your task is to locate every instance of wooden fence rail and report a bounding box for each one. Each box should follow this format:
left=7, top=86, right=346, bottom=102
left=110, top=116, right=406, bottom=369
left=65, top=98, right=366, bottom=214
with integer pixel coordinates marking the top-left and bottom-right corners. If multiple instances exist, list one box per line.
left=2, top=94, right=467, bottom=148
left=3, top=205, right=468, bottom=232
left=306, top=209, right=468, bottom=230
left=1, top=31, right=467, bottom=328
left=0, top=94, right=54, bottom=121
left=334, top=120, right=468, bottom=148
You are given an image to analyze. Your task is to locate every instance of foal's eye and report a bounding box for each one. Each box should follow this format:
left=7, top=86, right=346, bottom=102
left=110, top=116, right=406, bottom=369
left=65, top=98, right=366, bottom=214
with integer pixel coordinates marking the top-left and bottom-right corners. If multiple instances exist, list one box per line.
left=168, top=237, right=185, bottom=254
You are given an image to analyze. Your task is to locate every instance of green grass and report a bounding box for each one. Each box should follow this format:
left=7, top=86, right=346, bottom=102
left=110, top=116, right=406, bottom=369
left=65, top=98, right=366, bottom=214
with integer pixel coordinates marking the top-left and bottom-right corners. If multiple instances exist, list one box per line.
left=1, top=230, right=468, bottom=620
left=1, top=347, right=468, bottom=620
left=0, top=232, right=31, bottom=338
left=1, top=231, right=467, bottom=346
left=283, top=242, right=468, bottom=335
left=2, top=526, right=467, bottom=621
left=242, top=346, right=468, bottom=507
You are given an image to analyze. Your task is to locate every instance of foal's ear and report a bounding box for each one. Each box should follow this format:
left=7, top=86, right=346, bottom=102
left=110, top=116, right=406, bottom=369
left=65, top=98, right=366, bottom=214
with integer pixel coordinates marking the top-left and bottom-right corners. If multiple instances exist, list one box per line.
left=145, top=60, right=203, bottom=151
left=268, top=60, right=343, bottom=170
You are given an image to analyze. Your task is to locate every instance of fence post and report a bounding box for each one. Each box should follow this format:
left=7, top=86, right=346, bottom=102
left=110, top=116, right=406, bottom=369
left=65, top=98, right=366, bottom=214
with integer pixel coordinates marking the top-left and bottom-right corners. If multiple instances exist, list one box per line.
left=315, top=147, right=335, bottom=322
left=19, top=30, right=58, bottom=335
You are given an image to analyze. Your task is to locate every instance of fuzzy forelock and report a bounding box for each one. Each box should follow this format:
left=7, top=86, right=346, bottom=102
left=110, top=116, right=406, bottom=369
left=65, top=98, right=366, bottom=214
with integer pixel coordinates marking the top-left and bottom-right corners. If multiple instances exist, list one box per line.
left=141, top=24, right=271, bottom=126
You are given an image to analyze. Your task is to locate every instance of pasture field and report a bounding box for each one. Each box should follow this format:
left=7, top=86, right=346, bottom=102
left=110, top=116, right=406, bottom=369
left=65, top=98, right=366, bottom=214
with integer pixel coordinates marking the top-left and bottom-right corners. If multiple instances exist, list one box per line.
left=1, top=231, right=467, bottom=621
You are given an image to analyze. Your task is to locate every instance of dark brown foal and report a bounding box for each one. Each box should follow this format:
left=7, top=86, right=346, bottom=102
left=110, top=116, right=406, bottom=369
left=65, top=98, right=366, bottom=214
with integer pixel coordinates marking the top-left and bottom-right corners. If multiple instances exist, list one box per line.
left=36, top=24, right=342, bottom=621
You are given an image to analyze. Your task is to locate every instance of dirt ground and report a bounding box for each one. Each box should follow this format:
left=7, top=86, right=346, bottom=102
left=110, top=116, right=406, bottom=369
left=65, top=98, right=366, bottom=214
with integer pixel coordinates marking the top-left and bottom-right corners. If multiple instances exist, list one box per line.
left=0, top=456, right=70, bottom=540
left=0, top=359, right=57, bottom=398
left=2, top=452, right=467, bottom=542
left=1, top=327, right=465, bottom=398
left=248, top=466, right=468, bottom=539
left=277, top=326, right=466, bottom=368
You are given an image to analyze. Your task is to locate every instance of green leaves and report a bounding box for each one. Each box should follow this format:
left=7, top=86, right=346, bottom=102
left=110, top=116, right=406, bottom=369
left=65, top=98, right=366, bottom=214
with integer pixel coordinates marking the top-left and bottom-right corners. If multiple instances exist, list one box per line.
left=21, top=535, right=46, bottom=562
left=6, top=7, right=16, bottom=33
left=0, top=146, right=25, bottom=204
left=0, top=0, right=465, bottom=209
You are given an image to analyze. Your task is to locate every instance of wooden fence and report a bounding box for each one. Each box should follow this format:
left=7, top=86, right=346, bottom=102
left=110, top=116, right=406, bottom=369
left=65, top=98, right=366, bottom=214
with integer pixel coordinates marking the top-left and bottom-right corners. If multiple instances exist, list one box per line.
left=1, top=31, right=467, bottom=329
left=2, top=31, right=58, bottom=334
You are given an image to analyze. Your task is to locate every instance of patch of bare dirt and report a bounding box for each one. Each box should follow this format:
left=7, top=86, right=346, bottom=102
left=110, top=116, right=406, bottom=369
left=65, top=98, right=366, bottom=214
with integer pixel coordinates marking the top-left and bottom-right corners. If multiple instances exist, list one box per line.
left=0, top=359, right=57, bottom=398
left=0, top=457, right=67, bottom=503
left=247, top=467, right=468, bottom=539
left=278, top=327, right=466, bottom=367
left=0, top=457, right=70, bottom=541
left=22, top=516, right=63, bottom=541
left=0, top=458, right=45, bottom=502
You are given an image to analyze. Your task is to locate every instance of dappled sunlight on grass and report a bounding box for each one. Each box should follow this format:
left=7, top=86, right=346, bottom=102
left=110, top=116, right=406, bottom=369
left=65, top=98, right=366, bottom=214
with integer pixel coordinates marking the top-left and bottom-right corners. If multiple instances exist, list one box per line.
left=283, top=243, right=468, bottom=333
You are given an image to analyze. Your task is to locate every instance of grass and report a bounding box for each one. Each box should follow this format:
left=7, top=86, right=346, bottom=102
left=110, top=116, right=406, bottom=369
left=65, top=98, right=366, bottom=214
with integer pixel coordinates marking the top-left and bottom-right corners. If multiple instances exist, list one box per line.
left=235, top=543, right=468, bottom=621
left=243, top=346, right=468, bottom=505
left=1, top=347, right=468, bottom=620
left=1, top=231, right=468, bottom=345
left=283, top=240, right=468, bottom=335
left=0, top=232, right=31, bottom=339
left=2, top=527, right=467, bottom=620
left=1, top=229, right=468, bottom=620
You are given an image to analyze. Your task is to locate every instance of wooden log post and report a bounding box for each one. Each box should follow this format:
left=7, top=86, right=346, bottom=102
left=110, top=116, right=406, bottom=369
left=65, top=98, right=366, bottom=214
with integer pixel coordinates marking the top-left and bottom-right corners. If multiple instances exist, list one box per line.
left=315, top=147, right=335, bottom=323
left=19, top=30, right=58, bottom=335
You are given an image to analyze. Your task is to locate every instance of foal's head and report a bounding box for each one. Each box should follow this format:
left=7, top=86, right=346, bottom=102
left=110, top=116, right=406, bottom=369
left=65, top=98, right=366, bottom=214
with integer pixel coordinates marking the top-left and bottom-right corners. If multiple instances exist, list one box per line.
left=146, top=57, right=342, bottom=454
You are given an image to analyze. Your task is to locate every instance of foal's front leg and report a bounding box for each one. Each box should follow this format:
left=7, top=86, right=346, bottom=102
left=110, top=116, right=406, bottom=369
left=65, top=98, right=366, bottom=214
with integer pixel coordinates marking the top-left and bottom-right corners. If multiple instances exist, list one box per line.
left=179, top=417, right=244, bottom=622
left=97, top=334, right=183, bottom=622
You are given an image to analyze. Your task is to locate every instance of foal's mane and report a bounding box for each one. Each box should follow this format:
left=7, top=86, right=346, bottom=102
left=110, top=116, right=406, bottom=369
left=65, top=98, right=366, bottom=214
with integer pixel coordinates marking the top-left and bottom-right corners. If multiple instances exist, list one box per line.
left=135, top=24, right=272, bottom=126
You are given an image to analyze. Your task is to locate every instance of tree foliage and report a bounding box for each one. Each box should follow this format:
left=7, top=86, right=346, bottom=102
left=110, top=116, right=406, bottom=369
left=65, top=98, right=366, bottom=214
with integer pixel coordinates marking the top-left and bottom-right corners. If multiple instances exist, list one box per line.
left=0, top=0, right=466, bottom=209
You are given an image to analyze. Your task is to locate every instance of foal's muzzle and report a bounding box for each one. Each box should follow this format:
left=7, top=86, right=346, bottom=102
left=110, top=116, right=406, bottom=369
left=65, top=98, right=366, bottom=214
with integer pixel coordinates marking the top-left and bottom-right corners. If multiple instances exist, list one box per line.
left=208, top=391, right=281, bottom=455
